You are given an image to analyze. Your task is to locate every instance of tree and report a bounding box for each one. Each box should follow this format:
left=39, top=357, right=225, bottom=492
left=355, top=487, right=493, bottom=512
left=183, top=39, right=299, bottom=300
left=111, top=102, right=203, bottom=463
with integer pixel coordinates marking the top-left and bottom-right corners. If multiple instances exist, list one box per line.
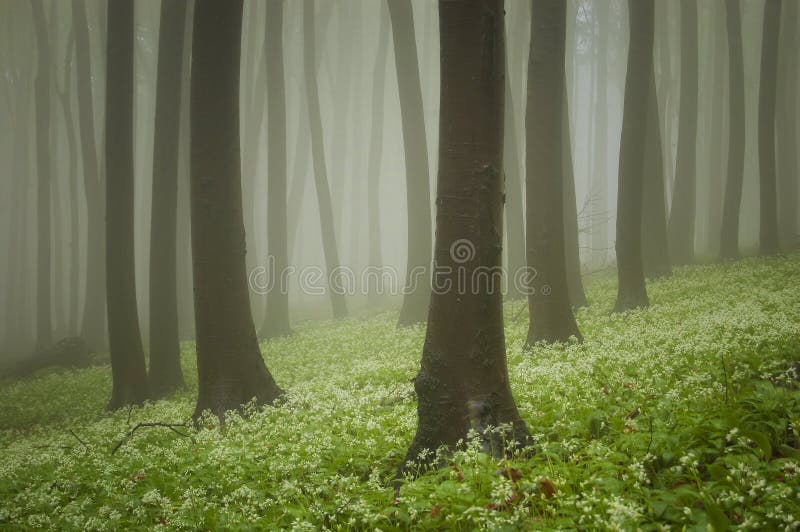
left=719, top=0, right=745, bottom=260
left=31, top=0, right=52, bottom=351
left=190, top=0, right=283, bottom=420
left=590, top=1, right=611, bottom=266
left=642, top=67, right=672, bottom=279
left=667, top=0, right=699, bottom=265
left=758, top=0, right=782, bottom=256
left=614, top=0, right=654, bottom=312
left=403, top=0, right=529, bottom=468
left=562, top=79, right=587, bottom=308
left=72, top=0, right=107, bottom=350
left=261, top=0, right=292, bottom=339
left=303, top=0, right=347, bottom=319
left=105, top=0, right=148, bottom=410
left=504, top=43, right=526, bottom=301
left=387, top=0, right=433, bottom=327
left=525, top=0, right=582, bottom=345
left=148, top=0, right=188, bottom=397
left=777, top=0, right=798, bottom=247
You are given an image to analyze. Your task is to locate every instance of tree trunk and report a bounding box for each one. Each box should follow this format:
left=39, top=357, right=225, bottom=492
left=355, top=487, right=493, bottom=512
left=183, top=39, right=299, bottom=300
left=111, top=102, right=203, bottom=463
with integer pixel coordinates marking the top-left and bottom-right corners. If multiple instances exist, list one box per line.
left=591, top=1, right=610, bottom=266
left=72, top=0, right=107, bottom=350
left=758, top=0, right=782, bottom=256
left=31, top=0, right=52, bottom=351
left=190, top=0, right=283, bottom=421
left=387, top=0, right=433, bottom=327
left=706, top=6, right=727, bottom=257
left=667, top=0, right=699, bottom=265
left=642, top=67, right=672, bottom=279
left=776, top=0, right=797, bottom=248
left=148, top=0, right=188, bottom=398
left=403, top=0, right=529, bottom=468
left=504, top=45, right=526, bottom=301
left=525, top=0, right=582, bottom=346
left=562, top=78, right=587, bottom=309
left=261, top=0, right=292, bottom=339
left=614, top=0, right=654, bottom=313
left=105, top=0, right=148, bottom=410
left=367, top=2, right=389, bottom=306
left=303, top=0, right=348, bottom=319
left=719, top=0, right=745, bottom=260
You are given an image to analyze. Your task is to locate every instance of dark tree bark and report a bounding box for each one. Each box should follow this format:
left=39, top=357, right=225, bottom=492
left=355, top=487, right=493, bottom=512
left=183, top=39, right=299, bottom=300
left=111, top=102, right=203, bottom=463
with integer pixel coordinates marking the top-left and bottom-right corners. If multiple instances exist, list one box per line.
left=403, top=0, right=529, bottom=468
left=777, top=0, right=798, bottom=247
left=148, top=0, right=188, bottom=398
left=525, top=0, right=582, bottom=346
left=190, top=0, right=283, bottom=420
left=667, top=0, right=699, bottom=265
left=73, top=0, right=107, bottom=350
left=758, top=0, right=782, bottom=256
left=303, top=0, right=347, bottom=319
left=387, top=0, right=433, bottom=327
left=562, top=79, right=587, bottom=309
left=719, top=0, right=745, bottom=260
left=642, top=67, right=672, bottom=279
left=105, top=0, right=148, bottom=410
left=504, top=47, right=526, bottom=301
left=31, top=0, right=52, bottom=351
left=614, top=0, right=654, bottom=312
left=261, top=0, right=292, bottom=339
left=367, top=2, right=390, bottom=306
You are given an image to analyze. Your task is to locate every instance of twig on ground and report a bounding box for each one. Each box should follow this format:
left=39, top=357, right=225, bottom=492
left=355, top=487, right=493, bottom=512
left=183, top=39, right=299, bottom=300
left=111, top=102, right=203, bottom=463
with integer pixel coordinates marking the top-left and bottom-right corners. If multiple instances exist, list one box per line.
left=111, top=422, right=190, bottom=455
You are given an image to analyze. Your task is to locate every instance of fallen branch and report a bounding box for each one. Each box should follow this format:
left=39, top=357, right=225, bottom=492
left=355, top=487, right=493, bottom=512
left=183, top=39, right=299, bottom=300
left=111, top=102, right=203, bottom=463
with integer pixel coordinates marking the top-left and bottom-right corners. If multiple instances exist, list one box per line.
left=111, top=422, right=190, bottom=455
left=68, top=429, right=89, bottom=452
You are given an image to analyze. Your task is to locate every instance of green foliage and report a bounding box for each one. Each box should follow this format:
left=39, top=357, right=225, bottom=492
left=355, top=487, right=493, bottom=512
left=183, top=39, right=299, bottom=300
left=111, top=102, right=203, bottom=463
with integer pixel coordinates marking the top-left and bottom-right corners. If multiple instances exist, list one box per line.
left=1, top=253, right=799, bottom=530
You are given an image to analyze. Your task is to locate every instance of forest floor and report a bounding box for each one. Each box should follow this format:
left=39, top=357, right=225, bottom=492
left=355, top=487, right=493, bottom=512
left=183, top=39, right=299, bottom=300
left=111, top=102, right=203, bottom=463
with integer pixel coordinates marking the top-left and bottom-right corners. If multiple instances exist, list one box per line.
left=1, top=253, right=800, bottom=530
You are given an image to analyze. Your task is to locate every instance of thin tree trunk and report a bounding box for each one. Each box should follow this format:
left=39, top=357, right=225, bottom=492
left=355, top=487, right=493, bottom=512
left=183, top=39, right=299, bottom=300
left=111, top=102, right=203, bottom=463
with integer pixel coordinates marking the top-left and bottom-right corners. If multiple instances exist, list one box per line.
left=777, top=0, right=798, bottom=247
left=706, top=5, right=727, bottom=256
left=190, top=0, right=283, bottom=421
left=614, top=0, right=654, bottom=313
left=758, top=0, right=782, bottom=256
left=403, top=0, right=529, bottom=468
left=504, top=47, right=526, bottom=301
left=105, top=0, right=148, bottom=410
left=387, top=0, right=433, bottom=327
left=563, top=77, right=586, bottom=308
left=591, top=1, right=610, bottom=265
left=525, top=0, right=582, bottom=346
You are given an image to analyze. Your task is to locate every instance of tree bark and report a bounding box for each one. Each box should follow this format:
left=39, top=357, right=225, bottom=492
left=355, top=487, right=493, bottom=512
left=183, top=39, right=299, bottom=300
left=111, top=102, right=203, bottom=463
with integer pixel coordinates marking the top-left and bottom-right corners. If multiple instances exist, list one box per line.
left=190, top=0, right=284, bottom=421
left=403, top=0, right=529, bottom=468
left=504, top=45, right=526, bottom=301
left=387, top=0, right=433, bottom=327
left=758, top=0, right=782, bottom=256
left=303, top=0, right=348, bottom=319
left=261, top=0, right=292, bottom=339
left=590, top=1, right=610, bottom=266
left=776, top=0, right=797, bottom=248
left=525, top=0, right=582, bottom=345
left=148, top=0, right=188, bottom=398
left=614, top=0, right=654, bottom=313
left=105, top=0, right=148, bottom=410
left=667, top=0, right=699, bottom=265
left=562, top=78, right=586, bottom=309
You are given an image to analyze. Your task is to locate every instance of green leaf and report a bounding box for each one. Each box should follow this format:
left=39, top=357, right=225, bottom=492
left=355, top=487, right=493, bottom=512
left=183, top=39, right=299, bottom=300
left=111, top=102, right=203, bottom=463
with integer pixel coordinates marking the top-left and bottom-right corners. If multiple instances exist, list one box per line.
left=704, top=498, right=729, bottom=532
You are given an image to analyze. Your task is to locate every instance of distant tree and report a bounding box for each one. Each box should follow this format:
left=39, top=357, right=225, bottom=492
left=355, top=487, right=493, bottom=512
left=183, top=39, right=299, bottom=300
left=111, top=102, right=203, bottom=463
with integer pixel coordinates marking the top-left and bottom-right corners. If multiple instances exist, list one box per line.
left=148, top=0, right=188, bottom=398
left=642, top=67, right=672, bottom=279
left=105, top=0, right=148, bottom=410
left=190, top=0, right=284, bottom=420
left=30, top=0, right=52, bottom=351
left=719, top=0, right=745, bottom=260
left=525, top=0, right=582, bottom=345
left=303, top=0, right=347, bottom=319
left=758, top=0, right=782, bottom=256
left=562, top=79, right=587, bottom=308
left=667, top=0, right=698, bottom=265
left=387, top=0, right=433, bottom=327
left=504, top=44, right=526, bottom=301
left=777, top=0, right=798, bottom=247
left=403, top=0, right=529, bottom=467
left=614, top=0, right=654, bottom=312
left=261, top=0, right=292, bottom=339
left=72, top=0, right=107, bottom=349
left=591, top=0, right=611, bottom=266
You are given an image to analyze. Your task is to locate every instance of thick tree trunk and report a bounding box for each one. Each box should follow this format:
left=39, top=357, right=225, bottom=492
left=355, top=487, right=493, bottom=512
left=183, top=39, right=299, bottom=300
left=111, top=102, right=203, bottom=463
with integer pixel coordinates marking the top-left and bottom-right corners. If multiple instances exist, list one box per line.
left=303, top=0, right=348, bottom=319
left=72, top=0, right=107, bottom=350
left=758, top=0, right=782, bottom=256
left=642, top=68, right=672, bottom=279
left=387, top=0, right=433, bottom=327
left=776, top=1, right=798, bottom=248
left=403, top=0, right=529, bottom=468
left=261, top=0, right=292, bottom=339
left=190, top=0, right=283, bottom=421
left=614, top=0, right=654, bottom=313
left=105, top=0, right=148, bottom=410
left=562, top=79, right=586, bottom=309
left=667, top=0, right=699, bottom=265
left=31, top=0, right=52, bottom=351
left=525, top=0, right=582, bottom=346
left=367, top=3, right=389, bottom=306
left=504, top=48, right=526, bottom=301
left=719, top=0, right=745, bottom=260
left=148, top=0, right=188, bottom=398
